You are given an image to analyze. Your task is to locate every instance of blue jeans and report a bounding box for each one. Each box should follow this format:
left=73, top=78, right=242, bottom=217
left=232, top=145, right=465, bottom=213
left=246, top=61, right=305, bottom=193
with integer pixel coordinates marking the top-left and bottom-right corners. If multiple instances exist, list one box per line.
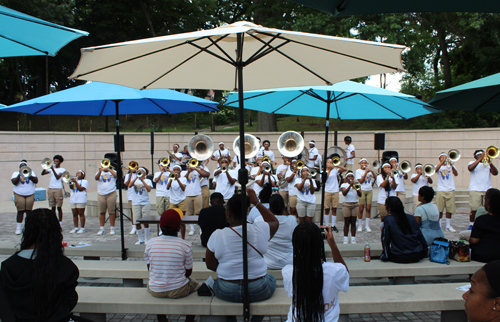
left=213, top=273, right=276, bottom=322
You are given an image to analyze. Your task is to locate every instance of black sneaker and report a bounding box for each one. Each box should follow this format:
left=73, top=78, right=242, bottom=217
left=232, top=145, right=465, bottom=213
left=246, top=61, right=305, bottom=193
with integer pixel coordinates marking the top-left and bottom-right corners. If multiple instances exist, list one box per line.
left=332, top=226, right=339, bottom=233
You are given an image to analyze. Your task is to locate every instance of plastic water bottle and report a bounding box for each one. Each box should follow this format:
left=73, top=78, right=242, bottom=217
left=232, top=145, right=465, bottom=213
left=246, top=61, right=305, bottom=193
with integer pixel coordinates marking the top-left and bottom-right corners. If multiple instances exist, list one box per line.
left=364, top=242, right=371, bottom=262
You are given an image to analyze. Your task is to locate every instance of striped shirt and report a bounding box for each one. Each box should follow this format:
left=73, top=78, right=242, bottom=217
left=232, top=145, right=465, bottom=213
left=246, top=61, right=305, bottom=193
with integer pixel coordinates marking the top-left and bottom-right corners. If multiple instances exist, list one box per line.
left=144, top=235, right=193, bottom=292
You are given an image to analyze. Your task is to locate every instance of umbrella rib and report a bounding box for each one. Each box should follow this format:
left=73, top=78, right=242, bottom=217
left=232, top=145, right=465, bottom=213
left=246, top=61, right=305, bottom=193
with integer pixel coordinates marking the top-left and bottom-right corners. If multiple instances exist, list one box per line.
left=0, top=11, right=85, bottom=34
left=0, top=34, right=49, bottom=55
left=245, top=33, right=283, bottom=63
left=205, top=37, right=236, bottom=64
left=303, top=89, right=329, bottom=103
left=98, top=100, right=108, bottom=116
left=186, top=40, right=235, bottom=65
left=225, top=91, right=276, bottom=105
left=32, top=102, right=59, bottom=115
left=360, top=93, right=406, bottom=119
left=147, top=98, right=170, bottom=114
left=271, top=91, right=311, bottom=114
left=472, top=90, right=500, bottom=112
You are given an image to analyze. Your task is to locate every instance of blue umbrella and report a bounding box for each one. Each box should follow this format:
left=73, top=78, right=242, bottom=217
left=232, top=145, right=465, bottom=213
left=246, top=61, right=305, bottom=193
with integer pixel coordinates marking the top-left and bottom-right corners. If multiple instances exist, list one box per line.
left=2, top=82, right=218, bottom=259
left=226, top=81, right=439, bottom=225
left=0, top=5, right=88, bottom=57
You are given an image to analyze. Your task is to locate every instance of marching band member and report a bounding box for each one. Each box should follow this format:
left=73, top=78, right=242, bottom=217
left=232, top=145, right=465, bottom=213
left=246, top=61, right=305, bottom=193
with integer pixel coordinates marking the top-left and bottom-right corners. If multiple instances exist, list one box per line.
left=435, top=152, right=458, bottom=232
left=170, top=144, right=183, bottom=170
left=124, top=166, right=137, bottom=234
left=183, top=160, right=210, bottom=235
left=341, top=171, right=362, bottom=244
left=11, top=160, right=38, bottom=234
left=344, top=136, right=356, bottom=172
left=285, top=159, right=299, bottom=218
left=324, top=158, right=347, bottom=232
left=167, top=165, right=188, bottom=239
left=254, top=161, right=278, bottom=197
left=276, top=156, right=291, bottom=209
left=256, top=136, right=265, bottom=152
left=128, top=167, right=153, bottom=245
left=250, top=155, right=263, bottom=179
left=212, top=157, right=238, bottom=203
left=94, top=165, right=117, bottom=235
left=200, top=163, right=211, bottom=209
left=306, top=141, right=318, bottom=169
left=295, top=167, right=317, bottom=223
left=377, top=163, right=397, bottom=223
left=355, top=158, right=376, bottom=232
left=262, top=140, right=276, bottom=165
left=410, top=164, right=433, bottom=211
left=180, top=145, right=191, bottom=171
left=211, top=142, right=231, bottom=162
left=390, top=157, right=408, bottom=210
left=69, top=171, right=88, bottom=234
left=41, top=155, right=66, bottom=227
left=468, top=149, right=498, bottom=229
left=154, top=160, right=170, bottom=216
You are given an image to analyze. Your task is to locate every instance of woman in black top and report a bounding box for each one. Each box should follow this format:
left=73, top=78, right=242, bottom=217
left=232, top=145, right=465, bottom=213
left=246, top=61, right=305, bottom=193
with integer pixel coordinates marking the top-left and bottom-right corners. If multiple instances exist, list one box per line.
left=470, top=188, right=500, bottom=263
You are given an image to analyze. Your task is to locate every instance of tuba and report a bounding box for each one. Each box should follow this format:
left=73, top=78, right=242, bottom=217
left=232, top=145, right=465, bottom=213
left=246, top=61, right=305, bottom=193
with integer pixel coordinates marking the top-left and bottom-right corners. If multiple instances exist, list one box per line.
left=447, top=149, right=461, bottom=166
left=188, top=134, right=214, bottom=161
left=277, top=131, right=305, bottom=158
left=423, top=163, right=435, bottom=177
left=233, top=134, right=260, bottom=160
left=325, top=146, right=347, bottom=167
left=41, top=158, right=52, bottom=170
left=483, top=146, right=499, bottom=165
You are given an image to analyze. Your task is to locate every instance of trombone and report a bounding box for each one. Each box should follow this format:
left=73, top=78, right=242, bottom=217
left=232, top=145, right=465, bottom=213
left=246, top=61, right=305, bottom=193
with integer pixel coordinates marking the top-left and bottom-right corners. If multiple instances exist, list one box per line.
left=101, top=158, right=111, bottom=168
left=41, top=158, right=52, bottom=170
left=188, top=158, right=199, bottom=168
left=62, top=171, right=77, bottom=184
left=353, top=182, right=361, bottom=191
left=447, top=149, right=461, bottom=166
left=158, top=157, right=170, bottom=168
left=128, top=161, right=139, bottom=171
left=483, top=146, right=499, bottom=165
left=394, top=160, right=412, bottom=176
left=423, top=164, right=435, bottom=177
left=371, top=160, right=381, bottom=170
left=169, top=173, right=177, bottom=180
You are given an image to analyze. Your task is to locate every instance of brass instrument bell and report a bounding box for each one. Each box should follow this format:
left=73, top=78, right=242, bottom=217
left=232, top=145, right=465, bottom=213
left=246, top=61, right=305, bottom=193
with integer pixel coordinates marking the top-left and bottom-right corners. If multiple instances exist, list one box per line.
left=41, top=158, right=52, bottom=170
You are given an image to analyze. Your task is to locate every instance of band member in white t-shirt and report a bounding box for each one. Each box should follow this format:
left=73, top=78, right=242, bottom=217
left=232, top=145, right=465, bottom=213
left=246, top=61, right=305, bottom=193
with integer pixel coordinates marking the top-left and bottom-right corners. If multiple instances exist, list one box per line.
left=355, top=158, right=377, bottom=232
left=41, top=155, right=66, bottom=226
left=410, top=164, right=433, bottom=212
left=200, top=164, right=210, bottom=208
left=11, top=160, right=38, bottom=235
left=213, top=157, right=238, bottom=203
left=168, top=165, right=188, bottom=239
left=128, top=167, right=153, bottom=244
left=69, top=171, right=89, bottom=234
left=467, top=149, right=498, bottom=229
left=285, top=159, right=299, bottom=218
left=376, top=163, right=397, bottom=223
left=211, top=142, right=231, bottom=162
left=324, top=158, right=347, bottom=232
left=344, top=136, right=355, bottom=172
left=95, top=165, right=117, bottom=235
left=183, top=161, right=210, bottom=235
left=250, top=156, right=264, bottom=179
left=435, top=152, right=458, bottom=232
left=170, top=144, right=183, bottom=170
left=154, top=161, right=171, bottom=215
left=341, top=171, right=362, bottom=244
left=262, top=140, right=276, bottom=165
left=254, top=161, right=278, bottom=197
left=124, top=166, right=137, bottom=234
left=390, top=157, right=408, bottom=209
left=306, top=141, right=319, bottom=168
left=276, top=156, right=291, bottom=208
left=295, top=167, right=317, bottom=223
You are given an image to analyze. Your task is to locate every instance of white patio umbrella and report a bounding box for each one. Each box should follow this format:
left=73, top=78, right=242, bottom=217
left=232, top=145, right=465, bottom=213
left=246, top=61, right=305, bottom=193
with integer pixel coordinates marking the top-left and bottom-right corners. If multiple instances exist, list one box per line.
left=69, top=20, right=406, bottom=320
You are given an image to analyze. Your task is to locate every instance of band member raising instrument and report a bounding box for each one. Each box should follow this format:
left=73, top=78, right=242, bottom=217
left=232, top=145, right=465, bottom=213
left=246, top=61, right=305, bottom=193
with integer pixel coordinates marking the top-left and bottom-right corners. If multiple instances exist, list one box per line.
left=410, top=164, right=433, bottom=211
left=390, top=157, right=408, bottom=209
left=306, top=141, right=318, bottom=169
left=95, top=164, right=117, bottom=235
left=250, top=155, right=263, bottom=179
left=355, top=158, right=377, bottom=233
left=69, top=171, right=88, bottom=234
left=180, top=145, right=191, bottom=171
left=377, top=163, right=397, bottom=223
left=435, top=152, right=458, bottom=232
left=254, top=161, right=278, bottom=198
left=169, top=144, right=183, bottom=170
left=324, top=158, right=347, bottom=232
left=128, top=167, right=152, bottom=244
left=212, top=156, right=238, bottom=203
left=167, top=165, right=188, bottom=239
left=344, top=136, right=355, bottom=172
left=262, top=140, right=276, bottom=165
left=11, top=160, right=38, bottom=235
left=183, top=159, right=210, bottom=235
left=124, top=164, right=137, bottom=234
left=285, top=159, right=299, bottom=218
left=295, top=167, right=317, bottom=223
left=276, top=156, right=291, bottom=210
left=341, top=171, right=362, bottom=244
left=154, top=159, right=171, bottom=216
left=210, top=142, right=231, bottom=163
left=41, top=155, right=65, bottom=227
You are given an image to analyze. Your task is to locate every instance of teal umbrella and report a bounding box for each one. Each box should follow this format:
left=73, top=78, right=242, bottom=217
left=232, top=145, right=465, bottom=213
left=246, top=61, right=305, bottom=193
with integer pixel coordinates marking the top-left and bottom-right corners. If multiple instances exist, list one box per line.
left=0, top=5, right=88, bottom=57
left=287, top=0, right=500, bottom=16
left=428, top=73, right=500, bottom=113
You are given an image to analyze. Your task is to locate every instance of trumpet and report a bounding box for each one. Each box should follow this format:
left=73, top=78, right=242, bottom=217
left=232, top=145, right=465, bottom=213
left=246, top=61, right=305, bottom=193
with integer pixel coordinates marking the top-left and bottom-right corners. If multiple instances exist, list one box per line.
left=219, top=165, right=228, bottom=173
left=159, top=157, right=170, bottom=167
left=62, top=171, right=77, bottom=184
left=483, top=146, right=499, bottom=165
left=128, top=161, right=138, bottom=171
left=41, top=158, right=52, bottom=170
left=447, top=149, right=461, bottom=166
left=353, top=182, right=361, bottom=191
left=20, top=166, right=32, bottom=178
left=391, top=169, right=399, bottom=177
left=423, top=163, right=435, bottom=177
left=263, top=163, right=272, bottom=173
left=188, top=158, right=199, bottom=168
left=136, top=169, right=145, bottom=178
left=169, top=173, right=177, bottom=180
left=332, top=156, right=342, bottom=167
left=309, top=167, right=318, bottom=177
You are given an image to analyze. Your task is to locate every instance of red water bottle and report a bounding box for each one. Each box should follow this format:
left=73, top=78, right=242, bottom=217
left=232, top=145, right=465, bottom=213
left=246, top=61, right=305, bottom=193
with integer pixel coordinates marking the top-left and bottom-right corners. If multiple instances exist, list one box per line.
left=364, top=242, right=371, bottom=262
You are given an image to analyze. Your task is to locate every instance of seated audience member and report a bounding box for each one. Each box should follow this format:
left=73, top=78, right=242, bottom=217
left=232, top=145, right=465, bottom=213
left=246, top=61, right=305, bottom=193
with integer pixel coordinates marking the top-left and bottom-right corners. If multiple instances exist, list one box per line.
left=380, top=197, right=428, bottom=263
left=0, top=209, right=79, bottom=322
left=255, top=194, right=297, bottom=269
left=462, top=260, right=500, bottom=322
left=205, top=188, right=279, bottom=322
left=247, top=183, right=272, bottom=223
left=198, top=192, right=230, bottom=247
left=282, top=223, right=349, bottom=322
left=145, top=209, right=200, bottom=322
left=470, top=188, right=500, bottom=263
left=459, top=205, right=488, bottom=241
left=414, top=186, right=445, bottom=245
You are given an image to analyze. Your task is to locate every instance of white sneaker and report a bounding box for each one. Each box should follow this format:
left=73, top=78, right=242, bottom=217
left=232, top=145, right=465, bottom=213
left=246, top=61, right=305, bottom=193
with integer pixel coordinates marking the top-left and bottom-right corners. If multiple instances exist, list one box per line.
left=135, top=240, right=144, bottom=245
left=188, top=229, right=195, bottom=236
left=77, top=228, right=86, bottom=234
left=110, top=228, right=116, bottom=235
left=129, top=227, right=137, bottom=235
left=351, top=240, right=357, bottom=244
left=357, top=226, right=362, bottom=232
left=343, top=240, right=348, bottom=244
left=365, top=227, right=372, bottom=233
left=69, top=228, right=79, bottom=234
left=15, top=228, right=21, bottom=235
left=97, top=228, right=105, bottom=235
left=446, top=226, right=456, bottom=233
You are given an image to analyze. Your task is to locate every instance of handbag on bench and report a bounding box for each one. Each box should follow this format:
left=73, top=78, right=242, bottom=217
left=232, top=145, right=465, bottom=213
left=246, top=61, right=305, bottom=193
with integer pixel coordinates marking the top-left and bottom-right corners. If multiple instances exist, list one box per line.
left=429, top=237, right=450, bottom=265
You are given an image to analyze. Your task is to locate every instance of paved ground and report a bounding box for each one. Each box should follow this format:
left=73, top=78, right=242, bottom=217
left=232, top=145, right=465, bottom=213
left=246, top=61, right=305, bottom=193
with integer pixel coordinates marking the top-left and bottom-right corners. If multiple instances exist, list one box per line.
left=0, top=189, right=472, bottom=321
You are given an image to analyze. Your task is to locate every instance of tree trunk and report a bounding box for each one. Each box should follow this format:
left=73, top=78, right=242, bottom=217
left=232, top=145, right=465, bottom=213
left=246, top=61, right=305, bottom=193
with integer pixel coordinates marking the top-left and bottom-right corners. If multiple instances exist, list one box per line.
left=436, top=25, right=452, bottom=89
left=256, top=112, right=278, bottom=132
left=139, top=1, right=156, bottom=37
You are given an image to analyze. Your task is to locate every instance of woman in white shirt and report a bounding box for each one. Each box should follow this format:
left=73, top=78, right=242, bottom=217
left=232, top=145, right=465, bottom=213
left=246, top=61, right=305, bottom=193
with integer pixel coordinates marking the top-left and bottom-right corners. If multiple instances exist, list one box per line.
left=377, top=163, right=397, bottom=223
left=341, top=171, right=362, bottom=244
left=295, top=167, right=317, bottom=223
left=94, top=166, right=118, bottom=235
left=206, top=188, right=279, bottom=322
left=323, top=158, right=347, bottom=231
left=69, top=170, right=89, bottom=234
left=282, top=223, right=349, bottom=322
left=11, top=160, right=38, bottom=235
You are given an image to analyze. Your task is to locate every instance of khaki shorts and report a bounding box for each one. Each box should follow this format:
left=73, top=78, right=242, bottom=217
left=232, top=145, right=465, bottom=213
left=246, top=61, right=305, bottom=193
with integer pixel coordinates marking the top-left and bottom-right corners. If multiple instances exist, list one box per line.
left=324, top=192, right=339, bottom=209
left=71, top=203, right=86, bottom=209
left=435, top=191, right=456, bottom=214
left=128, top=200, right=134, bottom=216
left=14, top=193, right=34, bottom=212
left=289, top=195, right=297, bottom=208
left=170, top=199, right=187, bottom=213
left=132, top=204, right=151, bottom=224
left=201, top=185, right=210, bottom=209
left=359, top=190, right=373, bottom=206
left=343, top=202, right=359, bottom=218
left=469, top=191, right=485, bottom=211
left=98, top=191, right=116, bottom=214
left=186, top=195, right=202, bottom=215
left=47, top=188, right=63, bottom=207
left=378, top=203, right=388, bottom=217
left=148, top=277, right=200, bottom=299
left=279, top=190, right=289, bottom=207
left=156, top=196, right=170, bottom=215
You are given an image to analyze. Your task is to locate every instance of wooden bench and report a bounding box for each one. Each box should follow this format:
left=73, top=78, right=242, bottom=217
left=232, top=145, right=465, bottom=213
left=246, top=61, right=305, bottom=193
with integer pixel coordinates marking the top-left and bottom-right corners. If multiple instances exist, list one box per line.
left=74, top=283, right=468, bottom=322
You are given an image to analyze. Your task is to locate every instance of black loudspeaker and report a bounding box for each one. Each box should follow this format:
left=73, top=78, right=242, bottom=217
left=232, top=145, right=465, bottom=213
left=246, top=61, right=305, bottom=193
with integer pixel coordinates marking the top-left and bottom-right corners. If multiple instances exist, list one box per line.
left=114, top=134, right=125, bottom=152
left=374, top=133, right=385, bottom=150
left=382, top=151, right=399, bottom=165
